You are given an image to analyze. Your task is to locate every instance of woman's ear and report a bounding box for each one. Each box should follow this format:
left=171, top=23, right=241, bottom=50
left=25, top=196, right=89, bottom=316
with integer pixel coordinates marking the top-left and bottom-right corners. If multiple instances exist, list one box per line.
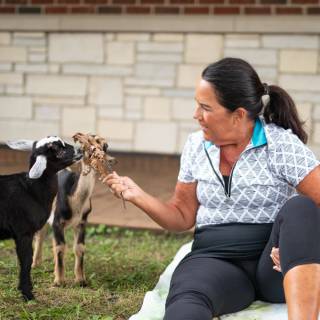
left=232, top=107, right=247, bottom=124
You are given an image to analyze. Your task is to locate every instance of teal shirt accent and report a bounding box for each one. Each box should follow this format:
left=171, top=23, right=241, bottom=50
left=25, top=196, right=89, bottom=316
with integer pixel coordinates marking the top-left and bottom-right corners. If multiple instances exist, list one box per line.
left=251, top=118, right=267, bottom=147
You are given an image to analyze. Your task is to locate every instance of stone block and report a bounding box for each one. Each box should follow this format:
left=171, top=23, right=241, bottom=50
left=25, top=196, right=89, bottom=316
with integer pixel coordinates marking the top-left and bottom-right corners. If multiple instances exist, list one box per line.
left=279, top=75, right=320, bottom=92
left=137, top=53, right=182, bottom=63
left=125, top=110, right=142, bottom=120
left=63, top=64, right=132, bottom=76
left=280, top=50, right=318, bottom=74
left=117, top=33, right=150, bottom=41
left=0, top=46, right=27, bottom=62
left=0, top=97, right=32, bottom=119
left=125, top=96, right=142, bottom=111
left=62, top=107, right=96, bottom=137
left=33, top=96, right=84, bottom=106
left=144, top=97, right=171, bottom=120
left=296, top=103, right=312, bottom=136
left=262, top=35, right=319, bottom=49
left=97, top=119, right=134, bottom=140
left=0, top=120, right=59, bottom=141
left=135, top=63, right=175, bottom=79
left=313, top=122, right=320, bottom=144
left=89, top=77, right=123, bottom=105
left=27, top=75, right=87, bottom=97
left=224, top=48, right=277, bottom=66
left=225, top=34, right=260, bottom=48
left=172, top=98, right=195, bottom=120
left=0, top=63, right=11, bottom=71
left=138, top=42, right=183, bottom=53
left=15, top=63, right=48, bottom=73
left=13, top=32, right=46, bottom=47
left=0, top=33, right=10, bottom=45
left=125, top=77, right=174, bottom=88
left=134, top=121, right=177, bottom=154
left=0, top=73, right=23, bottom=85
left=163, top=88, right=194, bottom=98
left=124, top=87, right=160, bottom=96
left=98, top=105, right=123, bottom=119
left=6, top=85, right=24, bottom=95
left=105, top=33, right=115, bottom=41
left=29, top=46, right=46, bottom=53
left=35, top=105, right=60, bottom=121
left=177, top=64, right=203, bottom=88
left=14, top=32, right=45, bottom=38
left=185, top=34, right=223, bottom=64
left=49, top=33, right=104, bottom=63
left=290, top=92, right=320, bottom=104
left=255, top=67, right=277, bottom=84
left=107, top=140, right=133, bottom=152
left=178, top=129, right=191, bottom=153
left=309, top=144, right=320, bottom=158
left=153, top=33, right=184, bottom=42
left=49, top=64, right=60, bottom=73
left=313, top=105, right=320, bottom=121
left=28, top=53, right=46, bottom=63
left=106, top=42, right=135, bottom=65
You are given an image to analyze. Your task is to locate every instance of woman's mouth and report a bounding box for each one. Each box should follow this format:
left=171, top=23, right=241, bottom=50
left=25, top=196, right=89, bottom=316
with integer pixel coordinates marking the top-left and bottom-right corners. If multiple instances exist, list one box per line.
left=200, top=124, right=208, bottom=131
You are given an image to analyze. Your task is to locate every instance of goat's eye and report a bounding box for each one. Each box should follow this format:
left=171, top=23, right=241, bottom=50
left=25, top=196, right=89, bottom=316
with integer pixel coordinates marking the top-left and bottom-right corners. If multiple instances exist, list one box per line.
left=56, top=149, right=65, bottom=158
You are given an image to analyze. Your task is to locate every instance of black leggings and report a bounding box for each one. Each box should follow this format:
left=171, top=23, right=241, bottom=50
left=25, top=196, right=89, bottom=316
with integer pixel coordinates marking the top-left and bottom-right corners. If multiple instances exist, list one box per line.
left=165, top=195, right=320, bottom=319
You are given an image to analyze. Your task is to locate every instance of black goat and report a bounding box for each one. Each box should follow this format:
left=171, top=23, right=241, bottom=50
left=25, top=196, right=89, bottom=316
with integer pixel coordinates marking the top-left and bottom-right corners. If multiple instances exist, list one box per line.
left=32, top=137, right=116, bottom=287
left=0, top=137, right=82, bottom=301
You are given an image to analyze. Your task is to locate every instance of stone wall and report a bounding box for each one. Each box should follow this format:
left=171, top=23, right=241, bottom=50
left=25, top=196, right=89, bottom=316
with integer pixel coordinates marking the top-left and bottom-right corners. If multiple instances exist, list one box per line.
left=0, top=31, right=319, bottom=156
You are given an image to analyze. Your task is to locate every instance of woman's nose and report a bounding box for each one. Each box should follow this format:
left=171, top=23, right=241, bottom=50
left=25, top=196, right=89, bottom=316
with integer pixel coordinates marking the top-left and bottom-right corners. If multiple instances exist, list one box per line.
left=193, top=106, right=202, bottom=120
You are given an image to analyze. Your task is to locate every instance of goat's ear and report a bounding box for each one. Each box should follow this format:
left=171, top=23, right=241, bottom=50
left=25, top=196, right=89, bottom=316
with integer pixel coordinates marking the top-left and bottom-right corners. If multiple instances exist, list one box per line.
left=29, top=155, right=47, bottom=179
left=6, top=139, right=34, bottom=151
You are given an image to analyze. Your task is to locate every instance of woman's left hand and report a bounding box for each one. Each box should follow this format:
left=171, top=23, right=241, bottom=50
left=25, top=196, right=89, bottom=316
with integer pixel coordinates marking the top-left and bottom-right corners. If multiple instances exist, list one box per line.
left=270, top=247, right=281, bottom=272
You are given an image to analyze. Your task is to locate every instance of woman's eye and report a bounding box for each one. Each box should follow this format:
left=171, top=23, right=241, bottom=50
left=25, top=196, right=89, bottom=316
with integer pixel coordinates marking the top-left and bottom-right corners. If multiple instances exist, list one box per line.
left=200, top=104, right=211, bottom=111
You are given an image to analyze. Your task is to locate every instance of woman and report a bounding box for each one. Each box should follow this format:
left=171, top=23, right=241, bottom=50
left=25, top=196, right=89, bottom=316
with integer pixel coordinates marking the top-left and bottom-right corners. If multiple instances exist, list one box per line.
left=105, top=58, right=320, bottom=320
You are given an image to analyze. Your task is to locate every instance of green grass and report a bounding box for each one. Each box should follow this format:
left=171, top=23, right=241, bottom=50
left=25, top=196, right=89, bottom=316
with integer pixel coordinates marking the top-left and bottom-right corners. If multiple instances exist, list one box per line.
left=0, top=226, right=192, bottom=320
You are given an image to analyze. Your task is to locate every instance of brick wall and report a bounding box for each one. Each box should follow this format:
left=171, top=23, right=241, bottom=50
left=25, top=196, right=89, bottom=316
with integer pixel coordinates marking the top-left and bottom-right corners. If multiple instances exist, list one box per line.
left=0, top=0, right=319, bottom=15
left=0, top=32, right=320, bottom=157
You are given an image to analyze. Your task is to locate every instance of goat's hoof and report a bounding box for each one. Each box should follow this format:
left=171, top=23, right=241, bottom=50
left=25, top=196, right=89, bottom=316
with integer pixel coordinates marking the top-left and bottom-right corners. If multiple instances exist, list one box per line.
left=22, top=292, right=35, bottom=301
left=32, top=261, right=41, bottom=268
left=75, top=280, right=88, bottom=287
left=53, top=280, right=65, bottom=287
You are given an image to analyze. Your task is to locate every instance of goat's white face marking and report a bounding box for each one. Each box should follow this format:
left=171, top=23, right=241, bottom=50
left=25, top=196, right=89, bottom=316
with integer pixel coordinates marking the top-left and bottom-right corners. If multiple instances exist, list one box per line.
left=36, top=136, right=65, bottom=149
left=29, top=155, right=47, bottom=179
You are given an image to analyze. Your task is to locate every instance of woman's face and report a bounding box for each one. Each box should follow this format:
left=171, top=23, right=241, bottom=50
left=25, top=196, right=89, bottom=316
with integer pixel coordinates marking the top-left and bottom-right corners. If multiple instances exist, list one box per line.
left=194, top=79, right=236, bottom=146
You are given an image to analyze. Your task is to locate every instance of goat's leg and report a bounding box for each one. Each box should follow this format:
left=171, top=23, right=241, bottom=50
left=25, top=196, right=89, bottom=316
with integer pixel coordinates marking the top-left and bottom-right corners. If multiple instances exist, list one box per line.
left=52, top=223, right=66, bottom=286
left=15, top=235, right=34, bottom=301
left=73, top=202, right=91, bottom=286
left=32, top=224, right=48, bottom=268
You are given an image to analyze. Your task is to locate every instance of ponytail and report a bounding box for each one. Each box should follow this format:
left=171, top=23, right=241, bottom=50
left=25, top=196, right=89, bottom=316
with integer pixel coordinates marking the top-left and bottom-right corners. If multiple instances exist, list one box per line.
left=263, top=85, right=308, bottom=144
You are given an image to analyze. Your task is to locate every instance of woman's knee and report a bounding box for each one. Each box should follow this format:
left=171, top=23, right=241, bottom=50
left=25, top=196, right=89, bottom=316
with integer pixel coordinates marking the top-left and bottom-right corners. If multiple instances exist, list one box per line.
left=165, top=292, right=213, bottom=320
left=278, top=195, right=318, bottom=223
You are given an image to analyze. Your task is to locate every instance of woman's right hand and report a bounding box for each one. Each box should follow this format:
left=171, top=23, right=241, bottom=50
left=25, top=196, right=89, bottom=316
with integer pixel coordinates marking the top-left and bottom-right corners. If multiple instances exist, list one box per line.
left=103, top=171, right=143, bottom=203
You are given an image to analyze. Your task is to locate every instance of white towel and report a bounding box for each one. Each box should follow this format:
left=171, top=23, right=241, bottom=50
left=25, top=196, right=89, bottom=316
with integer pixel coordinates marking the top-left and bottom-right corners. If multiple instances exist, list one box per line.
left=129, top=241, right=308, bottom=320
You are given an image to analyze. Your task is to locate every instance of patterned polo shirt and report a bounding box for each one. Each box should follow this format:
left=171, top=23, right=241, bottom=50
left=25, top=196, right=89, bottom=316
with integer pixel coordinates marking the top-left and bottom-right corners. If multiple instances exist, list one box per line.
left=178, top=117, right=319, bottom=227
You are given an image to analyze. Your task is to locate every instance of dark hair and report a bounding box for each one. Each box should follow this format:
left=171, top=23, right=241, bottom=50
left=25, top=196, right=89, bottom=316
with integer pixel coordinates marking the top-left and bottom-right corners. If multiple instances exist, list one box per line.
left=202, top=57, right=308, bottom=143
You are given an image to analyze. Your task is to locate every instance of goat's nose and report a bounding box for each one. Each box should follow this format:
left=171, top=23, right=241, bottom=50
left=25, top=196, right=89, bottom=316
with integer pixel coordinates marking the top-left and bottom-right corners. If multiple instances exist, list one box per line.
left=74, top=146, right=83, bottom=159
left=108, top=158, right=117, bottom=165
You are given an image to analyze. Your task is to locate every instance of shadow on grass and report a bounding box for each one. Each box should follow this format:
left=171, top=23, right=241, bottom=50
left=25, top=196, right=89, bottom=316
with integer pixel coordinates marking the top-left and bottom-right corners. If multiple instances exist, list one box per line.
left=0, top=226, right=192, bottom=320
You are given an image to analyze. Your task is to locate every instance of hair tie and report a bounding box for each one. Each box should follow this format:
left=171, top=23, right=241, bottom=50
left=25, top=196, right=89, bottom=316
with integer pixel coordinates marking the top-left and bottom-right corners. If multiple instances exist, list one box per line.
left=263, top=83, right=269, bottom=96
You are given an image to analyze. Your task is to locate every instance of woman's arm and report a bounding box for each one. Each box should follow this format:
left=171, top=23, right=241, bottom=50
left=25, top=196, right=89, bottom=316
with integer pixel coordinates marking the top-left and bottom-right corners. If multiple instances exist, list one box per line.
left=296, top=165, right=320, bottom=206
left=104, top=171, right=199, bottom=232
